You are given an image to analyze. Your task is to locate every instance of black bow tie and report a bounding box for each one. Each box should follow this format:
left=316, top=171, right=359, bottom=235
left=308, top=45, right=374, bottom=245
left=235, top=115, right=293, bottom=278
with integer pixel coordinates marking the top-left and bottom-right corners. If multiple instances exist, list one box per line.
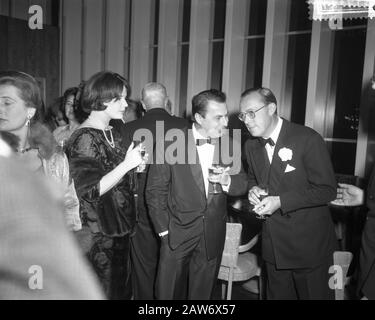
left=196, top=138, right=218, bottom=146
left=259, top=137, right=275, bottom=147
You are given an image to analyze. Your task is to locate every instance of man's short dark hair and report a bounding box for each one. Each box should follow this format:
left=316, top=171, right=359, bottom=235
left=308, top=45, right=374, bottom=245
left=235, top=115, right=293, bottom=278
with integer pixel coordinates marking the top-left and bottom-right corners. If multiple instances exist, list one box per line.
left=192, top=89, right=226, bottom=120
left=241, top=87, right=277, bottom=106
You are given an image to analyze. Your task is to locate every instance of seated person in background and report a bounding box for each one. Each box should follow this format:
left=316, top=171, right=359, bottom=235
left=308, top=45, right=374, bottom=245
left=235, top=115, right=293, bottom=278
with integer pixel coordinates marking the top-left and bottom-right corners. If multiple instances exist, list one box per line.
left=333, top=175, right=375, bottom=300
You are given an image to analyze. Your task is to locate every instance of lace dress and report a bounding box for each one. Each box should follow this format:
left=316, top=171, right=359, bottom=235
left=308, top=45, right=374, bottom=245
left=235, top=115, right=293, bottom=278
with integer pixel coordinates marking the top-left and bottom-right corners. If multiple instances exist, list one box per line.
left=66, top=127, right=135, bottom=299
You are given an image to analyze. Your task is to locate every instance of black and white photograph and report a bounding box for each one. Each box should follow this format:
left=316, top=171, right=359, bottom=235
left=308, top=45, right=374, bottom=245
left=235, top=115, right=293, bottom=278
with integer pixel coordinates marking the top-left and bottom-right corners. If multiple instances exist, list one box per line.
left=0, top=0, right=375, bottom=307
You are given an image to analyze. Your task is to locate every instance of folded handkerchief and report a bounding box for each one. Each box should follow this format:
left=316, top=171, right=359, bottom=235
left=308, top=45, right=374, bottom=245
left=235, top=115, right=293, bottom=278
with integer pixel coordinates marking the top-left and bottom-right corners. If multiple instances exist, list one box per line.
left=285, top=164, right=296, bottom=173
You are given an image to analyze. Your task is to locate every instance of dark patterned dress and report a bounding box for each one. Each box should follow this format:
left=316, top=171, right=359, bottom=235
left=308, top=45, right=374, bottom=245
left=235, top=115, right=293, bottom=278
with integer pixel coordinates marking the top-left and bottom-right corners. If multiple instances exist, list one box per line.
left=66, top=127, right=135, bottom=299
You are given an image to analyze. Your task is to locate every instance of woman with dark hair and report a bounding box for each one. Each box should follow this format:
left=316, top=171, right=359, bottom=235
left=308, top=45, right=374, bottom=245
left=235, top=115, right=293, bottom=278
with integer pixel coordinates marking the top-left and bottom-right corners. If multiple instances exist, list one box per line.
left=66, top=71, right=143, bottom=299
left=44, top=96, right=66, bottom=132
left=53, top=87, right=81, bottom=146
left=0, top=70, right=81, bottom=231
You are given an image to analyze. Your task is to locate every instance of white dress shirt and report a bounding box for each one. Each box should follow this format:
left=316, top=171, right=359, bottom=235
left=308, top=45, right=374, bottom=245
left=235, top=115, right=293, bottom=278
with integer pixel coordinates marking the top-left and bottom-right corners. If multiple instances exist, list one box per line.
left=192, top=124, right=215, bottom=197
left=265, top=117, right=283, bottom=164
left=158, top=125, right=230, bottom=237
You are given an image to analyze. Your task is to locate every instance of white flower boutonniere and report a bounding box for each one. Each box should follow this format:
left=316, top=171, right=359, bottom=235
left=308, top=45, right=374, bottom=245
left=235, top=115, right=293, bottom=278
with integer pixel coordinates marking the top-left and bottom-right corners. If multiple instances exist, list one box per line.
left=278, top=147, right=293, bottom=162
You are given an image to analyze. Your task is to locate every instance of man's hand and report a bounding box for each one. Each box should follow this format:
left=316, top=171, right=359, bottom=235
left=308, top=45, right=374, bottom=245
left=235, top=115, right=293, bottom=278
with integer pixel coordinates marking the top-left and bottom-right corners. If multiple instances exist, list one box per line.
left=218, top=171, right=231, bottom=186
left=248, top=186, right=265, bottom=205
left=253, top=196, right=281, bottom=218
left=331, top=183, right=364, bottom=207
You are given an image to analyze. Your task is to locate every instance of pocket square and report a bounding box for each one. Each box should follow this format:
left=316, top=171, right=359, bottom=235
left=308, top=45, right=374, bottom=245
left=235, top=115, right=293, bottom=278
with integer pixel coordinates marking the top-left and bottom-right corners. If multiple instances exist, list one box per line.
left=285, top=164, right=296, bottom=173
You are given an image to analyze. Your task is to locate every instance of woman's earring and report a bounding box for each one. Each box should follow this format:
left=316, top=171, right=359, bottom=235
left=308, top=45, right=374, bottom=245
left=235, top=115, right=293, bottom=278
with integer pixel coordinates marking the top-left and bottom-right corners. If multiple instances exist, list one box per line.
left=25, top=115, right=31, bottom=127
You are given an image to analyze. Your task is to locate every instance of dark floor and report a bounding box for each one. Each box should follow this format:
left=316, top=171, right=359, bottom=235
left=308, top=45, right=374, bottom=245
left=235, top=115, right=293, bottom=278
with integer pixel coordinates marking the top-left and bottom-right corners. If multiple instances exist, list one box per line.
left=212, top=279, right=259, bottom=300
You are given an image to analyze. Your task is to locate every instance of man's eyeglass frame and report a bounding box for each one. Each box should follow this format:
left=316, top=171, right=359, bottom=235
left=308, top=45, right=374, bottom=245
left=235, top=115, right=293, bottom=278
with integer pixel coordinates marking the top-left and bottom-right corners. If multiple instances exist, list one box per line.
left=238, top=104, right=268, bottom=122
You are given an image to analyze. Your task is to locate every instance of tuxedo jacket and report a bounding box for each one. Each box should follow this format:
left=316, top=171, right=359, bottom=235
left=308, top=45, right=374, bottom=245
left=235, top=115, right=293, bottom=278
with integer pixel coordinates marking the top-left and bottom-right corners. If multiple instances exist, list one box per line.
left=146, top=126, right=248, bottom=260
left=358, top=166, right=375, bottom=298
left=111, top=108, right=188, bottom=220
left=244, top=119, right=338, bottom=269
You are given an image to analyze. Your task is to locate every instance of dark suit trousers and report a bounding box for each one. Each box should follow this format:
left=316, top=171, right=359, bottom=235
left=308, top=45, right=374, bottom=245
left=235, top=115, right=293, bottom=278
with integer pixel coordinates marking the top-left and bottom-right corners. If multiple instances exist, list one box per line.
left=130, top=208, right=160, bottom=300
left=156, top=233, right=220, bottom=300
left=265, top=257, right=334, bottom=300
left=358, top=216, right=375, bottom=299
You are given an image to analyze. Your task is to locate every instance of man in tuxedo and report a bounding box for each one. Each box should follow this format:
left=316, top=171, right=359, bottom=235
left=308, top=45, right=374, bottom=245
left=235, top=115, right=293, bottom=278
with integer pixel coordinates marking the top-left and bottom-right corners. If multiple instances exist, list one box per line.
left=112, top=83, right=187, bottom=299
left=146, top=89, right=248, bottom=299
left=241, top=87, right=338, bottom=299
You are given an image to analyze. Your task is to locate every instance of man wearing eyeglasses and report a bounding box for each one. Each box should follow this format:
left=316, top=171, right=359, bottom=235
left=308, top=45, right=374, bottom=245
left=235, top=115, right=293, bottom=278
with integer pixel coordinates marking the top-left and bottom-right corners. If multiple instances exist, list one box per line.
left=240, top=87, right=338, bottom=300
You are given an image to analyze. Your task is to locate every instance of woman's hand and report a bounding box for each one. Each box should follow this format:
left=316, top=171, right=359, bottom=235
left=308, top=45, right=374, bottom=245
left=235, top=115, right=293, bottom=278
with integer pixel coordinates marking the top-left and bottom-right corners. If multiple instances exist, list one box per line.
left=123, top=142, right=144, bottom=170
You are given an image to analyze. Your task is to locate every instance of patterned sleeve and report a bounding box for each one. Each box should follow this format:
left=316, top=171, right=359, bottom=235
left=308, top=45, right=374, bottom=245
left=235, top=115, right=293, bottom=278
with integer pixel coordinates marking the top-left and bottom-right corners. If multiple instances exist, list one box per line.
left=67, top=131, right=105, bottom=202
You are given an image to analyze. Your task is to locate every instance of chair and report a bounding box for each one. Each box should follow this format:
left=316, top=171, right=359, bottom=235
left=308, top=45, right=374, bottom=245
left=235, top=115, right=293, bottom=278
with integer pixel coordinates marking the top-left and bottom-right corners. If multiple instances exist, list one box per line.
left=333, top=251, right=353, bottom=300
left=218, top=223, right=261, bottom=300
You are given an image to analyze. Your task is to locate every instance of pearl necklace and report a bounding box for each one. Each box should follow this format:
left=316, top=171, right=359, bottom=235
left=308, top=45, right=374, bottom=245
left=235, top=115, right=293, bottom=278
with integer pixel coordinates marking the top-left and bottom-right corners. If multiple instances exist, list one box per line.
left=102, top=127, right=115, bottom=148
left=84, top=116, right=115, bottom=148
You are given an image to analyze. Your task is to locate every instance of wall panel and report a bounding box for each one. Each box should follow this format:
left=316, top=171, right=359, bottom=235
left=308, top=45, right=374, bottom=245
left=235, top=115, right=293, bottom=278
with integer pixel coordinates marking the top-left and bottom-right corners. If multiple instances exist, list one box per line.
left=186, top=0, right=212, bottom=116
left=61, top=0, right=82, bottom=91
left=82, top=0, right=104, bottom=80
left=262, top=0, right=290, bottom=118
left=105, top=0, right=126, bottom=74
left=222, top=0, right=247, bottom=113
left=0, top=15, right=59, bottom=107
left=129, top=0, right=153, bottom=99
left=157, top=0, right=181, bottom=113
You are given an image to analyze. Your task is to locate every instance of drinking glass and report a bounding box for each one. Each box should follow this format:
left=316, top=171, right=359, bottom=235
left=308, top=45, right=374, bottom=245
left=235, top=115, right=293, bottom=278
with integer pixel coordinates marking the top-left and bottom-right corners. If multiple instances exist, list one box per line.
left=208, top=165, right=224, bottom=194
left=133, top=141, right=147, bottom=173
left=251, top=184, right=269, bottom=220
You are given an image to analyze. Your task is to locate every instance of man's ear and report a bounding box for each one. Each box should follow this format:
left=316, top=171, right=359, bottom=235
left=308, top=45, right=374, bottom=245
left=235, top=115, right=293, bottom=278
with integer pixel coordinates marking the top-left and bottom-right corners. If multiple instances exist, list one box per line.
left=268, top=103, right=277, bottom=116
left=194, top=112, right=204, bottom=125
left=164, top=97, right=169, bottom=108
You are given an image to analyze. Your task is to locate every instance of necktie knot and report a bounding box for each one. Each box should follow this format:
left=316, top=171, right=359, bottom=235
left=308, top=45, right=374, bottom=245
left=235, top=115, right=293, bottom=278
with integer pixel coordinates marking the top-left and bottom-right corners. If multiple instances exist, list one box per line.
left=259, top=137, right=275, bottom=147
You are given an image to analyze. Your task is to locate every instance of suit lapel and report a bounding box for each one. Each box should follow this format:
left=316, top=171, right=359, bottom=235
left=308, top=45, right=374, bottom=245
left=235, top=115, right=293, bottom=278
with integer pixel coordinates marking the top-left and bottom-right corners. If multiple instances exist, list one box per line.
left=186, top=128, right=206, bottom=198
left=268, top=121, right=289, bottom=195
left=251, top=139, right=270, bottom=185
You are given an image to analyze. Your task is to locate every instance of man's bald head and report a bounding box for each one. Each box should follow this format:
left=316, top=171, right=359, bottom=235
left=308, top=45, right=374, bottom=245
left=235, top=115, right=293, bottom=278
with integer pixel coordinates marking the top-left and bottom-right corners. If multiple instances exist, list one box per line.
left=141, top=82, right=168, bottom=110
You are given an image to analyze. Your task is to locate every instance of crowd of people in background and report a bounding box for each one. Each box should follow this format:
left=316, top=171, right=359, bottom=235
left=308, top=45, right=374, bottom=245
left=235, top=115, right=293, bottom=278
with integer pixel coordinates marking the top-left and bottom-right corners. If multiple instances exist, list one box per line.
left=0, top=69, right=374, bottom=300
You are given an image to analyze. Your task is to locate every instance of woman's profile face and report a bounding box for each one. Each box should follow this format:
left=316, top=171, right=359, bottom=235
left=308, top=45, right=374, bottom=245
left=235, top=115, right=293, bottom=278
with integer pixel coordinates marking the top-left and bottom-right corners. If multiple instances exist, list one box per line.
left=55, top=110, right=67, bottom=127
left=65, top=94, right=76, bottom=122
left=0, top=84, right=35, bottom=132
left=103, top=86, right=128, bottom=120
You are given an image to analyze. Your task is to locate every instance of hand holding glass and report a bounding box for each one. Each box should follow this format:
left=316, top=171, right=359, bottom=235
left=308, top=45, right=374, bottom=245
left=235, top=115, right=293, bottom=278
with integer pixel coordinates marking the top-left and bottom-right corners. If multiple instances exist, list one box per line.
left=251, top=185, right=269, bottom=219
left=208, top=165, right=225, bottom=194
left=133, top=142, right=148, bottom=173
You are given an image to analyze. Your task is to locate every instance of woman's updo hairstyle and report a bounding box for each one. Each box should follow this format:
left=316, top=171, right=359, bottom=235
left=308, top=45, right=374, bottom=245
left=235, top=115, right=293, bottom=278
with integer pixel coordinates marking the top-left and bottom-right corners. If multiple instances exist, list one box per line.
left=80, top=71, right=129, bottom=114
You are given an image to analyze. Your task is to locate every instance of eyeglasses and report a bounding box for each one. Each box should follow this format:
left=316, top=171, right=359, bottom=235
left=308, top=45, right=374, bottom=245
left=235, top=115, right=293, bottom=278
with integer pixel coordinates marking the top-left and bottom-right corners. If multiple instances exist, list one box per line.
left=238, top=104, right=267, bottom=122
